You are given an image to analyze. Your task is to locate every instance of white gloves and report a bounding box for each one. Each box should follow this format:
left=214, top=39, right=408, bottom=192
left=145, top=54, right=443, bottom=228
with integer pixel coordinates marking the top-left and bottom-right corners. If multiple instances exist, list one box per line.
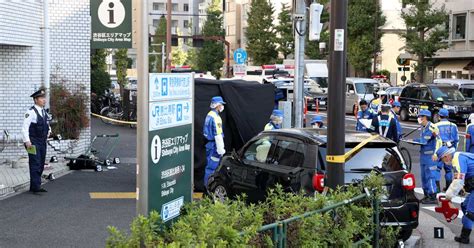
left=215, top=135, right=226, bottom=156
left=446, top=179, right=464, bottom=200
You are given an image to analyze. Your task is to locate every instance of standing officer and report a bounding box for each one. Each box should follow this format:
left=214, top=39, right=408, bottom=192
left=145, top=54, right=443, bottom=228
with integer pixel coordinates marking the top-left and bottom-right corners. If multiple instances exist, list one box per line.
left=203, top=96, right=226, bottom=187
left=22, top=89, right=50, bottom=193
left=466, top=114, right=474, bottom=153
left=310, top=115, right=326, bottom=129
left=369, top=104, right=399, bottom=143
left=414, top=110, right=442, bottom=204
left=369, top=90, right=387, bottom=113
left=356, top=100, right=376, bottom=131
left=435, top=108, right=459, bottom=190
left=390, top=101, right=403, bottom=140
left=436, top=146, right=474, bottom=244
left=264, top=109, right=284, bottom=131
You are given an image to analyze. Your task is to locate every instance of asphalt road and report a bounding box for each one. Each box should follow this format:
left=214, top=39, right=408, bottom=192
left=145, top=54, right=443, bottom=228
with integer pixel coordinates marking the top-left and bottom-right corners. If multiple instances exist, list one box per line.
left=0, top=118, right=137, bottom=248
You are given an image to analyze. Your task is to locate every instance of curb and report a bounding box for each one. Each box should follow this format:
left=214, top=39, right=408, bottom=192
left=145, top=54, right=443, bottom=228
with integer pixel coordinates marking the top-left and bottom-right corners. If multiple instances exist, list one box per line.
left=404, top=235, right=421, bottom=248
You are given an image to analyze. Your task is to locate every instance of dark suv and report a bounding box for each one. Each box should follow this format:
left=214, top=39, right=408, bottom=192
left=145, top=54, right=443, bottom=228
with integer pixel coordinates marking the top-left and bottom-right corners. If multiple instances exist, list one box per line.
left=207, top=129, right=419, bottom=241
left=398, top=83, right=471, bottom=123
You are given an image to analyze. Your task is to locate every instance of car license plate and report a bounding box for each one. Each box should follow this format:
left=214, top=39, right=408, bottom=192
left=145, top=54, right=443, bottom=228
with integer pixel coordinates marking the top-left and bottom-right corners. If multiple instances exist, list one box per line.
left=319, top=101, right=326, bottom=105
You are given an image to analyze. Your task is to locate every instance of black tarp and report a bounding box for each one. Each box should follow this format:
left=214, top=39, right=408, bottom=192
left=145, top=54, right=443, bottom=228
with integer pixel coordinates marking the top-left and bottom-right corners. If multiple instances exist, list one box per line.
left=194, top=78, right=275, bottom=191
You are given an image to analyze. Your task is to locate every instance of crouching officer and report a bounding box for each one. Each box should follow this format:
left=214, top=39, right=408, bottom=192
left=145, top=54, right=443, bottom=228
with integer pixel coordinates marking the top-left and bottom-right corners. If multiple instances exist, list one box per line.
left=415, top=109, right=442, bottom=204
left=356, top=100, right=376, bottom=131
left=22, top=89, right=50, bottom=193
left=436, top=146, right=474, bottom=244
left=264, top=110, right=284, bottom=131
left=369, top=104, right=399, bottom=143
left=435, top=108, right=459, bottom=190
left=203, top=96, right=226, bottom=187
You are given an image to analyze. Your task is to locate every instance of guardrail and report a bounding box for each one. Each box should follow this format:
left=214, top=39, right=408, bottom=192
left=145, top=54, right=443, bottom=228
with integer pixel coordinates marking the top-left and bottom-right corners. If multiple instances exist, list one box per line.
left=243, top=189, right=380, bottom=248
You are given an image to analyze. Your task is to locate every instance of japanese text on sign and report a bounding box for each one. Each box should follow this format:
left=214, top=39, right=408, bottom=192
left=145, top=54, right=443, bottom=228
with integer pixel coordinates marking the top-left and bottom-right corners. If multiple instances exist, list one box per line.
left=149, top=74, right=193, bottom=101
left=149, top=100, right=192, bottom=131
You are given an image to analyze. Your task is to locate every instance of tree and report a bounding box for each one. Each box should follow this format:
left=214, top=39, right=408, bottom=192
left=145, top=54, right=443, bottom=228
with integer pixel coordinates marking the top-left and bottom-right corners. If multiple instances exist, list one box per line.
left=185, top=48, right=199, bottom=70
left=150, top=16, right=167, bottom=72
left=196, top=0, right=225, bottom=78
left=246, top=0, right=278, bottom=65
left=275, top=3, right=293, bottom=59
left=400, top=0, right=449, bottom=83
left=91, top=49, right=111, bottom=95
left=172, top=48, right=188, bottom=66
left=347, top=0, right=386, bottom=77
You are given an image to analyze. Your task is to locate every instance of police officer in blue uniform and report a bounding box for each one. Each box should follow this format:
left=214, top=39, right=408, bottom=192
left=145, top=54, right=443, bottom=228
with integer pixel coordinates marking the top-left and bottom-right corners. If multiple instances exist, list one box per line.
left=369, top=104, right=399, bottom=143
left=310, top=115, right=325, bottom=129
left=356, top=100, right=376, bottom=131
left=203, top=96, right=226, bottom=187
left=435, top=108, right=459, bottom=190
left=414, top=109, right=442, bottom=204
left=436, top=146, right=474, bottom=244
left=390, top=101, right=402, bottom=140
left=264, top=109, right=284, bottom=131
left=466, top=114, right=474, bottom=153
left=22, top=89, right=51, bottom=194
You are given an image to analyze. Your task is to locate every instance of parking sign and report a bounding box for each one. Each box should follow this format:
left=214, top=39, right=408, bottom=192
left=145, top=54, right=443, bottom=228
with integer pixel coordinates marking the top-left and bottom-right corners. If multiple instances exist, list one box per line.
left=233, top=48, right=247, bottom=64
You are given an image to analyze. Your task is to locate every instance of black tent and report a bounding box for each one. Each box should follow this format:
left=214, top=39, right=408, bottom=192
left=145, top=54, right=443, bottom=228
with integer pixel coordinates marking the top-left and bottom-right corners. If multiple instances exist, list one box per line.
left=194, top=78, right=275, bottom=191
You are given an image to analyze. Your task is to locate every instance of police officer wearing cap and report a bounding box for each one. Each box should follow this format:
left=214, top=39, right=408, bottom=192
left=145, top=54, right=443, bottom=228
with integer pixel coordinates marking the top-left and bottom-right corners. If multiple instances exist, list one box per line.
left=436, top=146, right=474, bottom=244
left=390, top=101, right=402, bottom=140
left=310, top=115, right=325, bottom=129
left=465, top=112, right=474, bottom=153
left=264, top=110, right=284, bottom=131
left=414, top=109, right=442, bottom=204
left=369, top=104, right=399, bottom=143
left=435, top=108, right=459, bottom=190
left=203, top=96, right=226, bottom=187
left=22, top=89, right=51, bottom=193
left=356, top=99, right=376, bottom=131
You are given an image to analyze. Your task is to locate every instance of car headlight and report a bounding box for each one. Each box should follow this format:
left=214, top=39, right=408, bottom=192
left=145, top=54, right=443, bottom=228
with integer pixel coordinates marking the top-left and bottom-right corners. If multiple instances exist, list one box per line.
left=443, top=105, right=457, bottom=112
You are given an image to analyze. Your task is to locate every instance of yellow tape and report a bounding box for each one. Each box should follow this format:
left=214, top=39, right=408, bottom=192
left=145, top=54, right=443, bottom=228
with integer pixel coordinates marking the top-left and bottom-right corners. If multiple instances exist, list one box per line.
left=91, top=113, right=137, bottom=125
left=326, top=134, right=380, bottom=164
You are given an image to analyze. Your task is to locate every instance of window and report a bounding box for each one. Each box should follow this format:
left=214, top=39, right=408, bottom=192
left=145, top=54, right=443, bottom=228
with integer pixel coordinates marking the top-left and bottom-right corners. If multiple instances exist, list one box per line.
left=431, top=86, right=466, bottom=101
left=153, top=19, right=160, bottom=27
left=172, top=3, right=179, bottom=11
left=419, top=88, right=431, bottom=100
left=453, top=14, right=466, bottom=39
left=183, top=3, right=189, bottom=12
left=243, top=136, right=276, bottom=163
left=153, top=3, right=165, bottom=11
left=171, top=20, right=179, bottom=28
left=346, top=84, right=355, bottom=93
left=183, top=20, right=189, bottom=28
left=268, top=140, right=305, bottom=167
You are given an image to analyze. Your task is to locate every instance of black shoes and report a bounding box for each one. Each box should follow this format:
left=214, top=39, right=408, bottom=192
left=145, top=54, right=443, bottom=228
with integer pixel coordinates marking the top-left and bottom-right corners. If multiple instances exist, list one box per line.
left=454, top=227, right=471, bottom=244
left=30, top=188, right=48, bottom=194
left=420, top=194, right=437, bottom=204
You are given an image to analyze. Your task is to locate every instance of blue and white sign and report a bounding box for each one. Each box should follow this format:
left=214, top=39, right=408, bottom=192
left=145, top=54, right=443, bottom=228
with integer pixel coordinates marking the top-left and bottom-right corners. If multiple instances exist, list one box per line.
left=149, top=73, right=193, bottom=101
left=161, top=196, right=184, bottom=222
left=233, top=48, right=247, bottom=65
left=149, top=100, right=193, bottom=131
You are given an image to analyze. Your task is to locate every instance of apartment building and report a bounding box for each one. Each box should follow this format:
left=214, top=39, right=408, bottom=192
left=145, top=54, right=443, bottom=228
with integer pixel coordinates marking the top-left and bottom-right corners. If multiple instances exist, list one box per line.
left=148, top=0, right=195, bottom=36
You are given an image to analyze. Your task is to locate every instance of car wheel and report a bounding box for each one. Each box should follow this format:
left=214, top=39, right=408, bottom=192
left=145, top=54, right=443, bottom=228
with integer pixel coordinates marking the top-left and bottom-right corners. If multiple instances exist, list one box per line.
left=398, top=228, right=413, bottom=242
left=209, top=180, right=231, bottom=203
left=400, top=108, right=409, bottom=121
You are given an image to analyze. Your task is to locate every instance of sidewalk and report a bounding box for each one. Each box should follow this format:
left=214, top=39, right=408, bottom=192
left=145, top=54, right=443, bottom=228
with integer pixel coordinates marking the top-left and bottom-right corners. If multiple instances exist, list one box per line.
left=0, top=157, right=70, bottom=198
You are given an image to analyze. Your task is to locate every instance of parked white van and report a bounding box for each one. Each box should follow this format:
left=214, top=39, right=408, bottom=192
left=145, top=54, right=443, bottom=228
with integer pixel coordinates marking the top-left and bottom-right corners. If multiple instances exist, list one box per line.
left=345, top=78, right=380, bottom=114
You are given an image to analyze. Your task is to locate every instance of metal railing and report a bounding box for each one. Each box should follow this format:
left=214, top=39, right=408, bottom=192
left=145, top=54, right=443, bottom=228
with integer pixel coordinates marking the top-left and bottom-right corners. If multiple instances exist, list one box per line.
left=244, top=189, right=380, bottom=248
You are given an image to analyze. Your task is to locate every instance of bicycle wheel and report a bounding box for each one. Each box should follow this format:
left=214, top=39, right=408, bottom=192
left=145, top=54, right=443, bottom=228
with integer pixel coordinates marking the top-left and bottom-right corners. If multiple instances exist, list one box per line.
left=399, top=146, right=412, bottom=171
left=100, top=107, right=115, bottom=125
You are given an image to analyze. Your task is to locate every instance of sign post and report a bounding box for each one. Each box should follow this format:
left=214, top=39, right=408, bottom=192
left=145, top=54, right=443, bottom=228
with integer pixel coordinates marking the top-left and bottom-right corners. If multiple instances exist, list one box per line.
left=91, top=0, right=132, bottom=48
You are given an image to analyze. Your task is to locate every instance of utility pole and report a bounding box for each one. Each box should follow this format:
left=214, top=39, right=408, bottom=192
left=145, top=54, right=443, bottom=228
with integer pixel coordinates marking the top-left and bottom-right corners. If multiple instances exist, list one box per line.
left=372, top=0, right=379, bottom=75
left=162, top=42, right=166, bottom=73
left=326, top=0, right=348, bottom=189
left=293, top=0, right=306, bottom=128
left=166, top=0, right=172, bottom=72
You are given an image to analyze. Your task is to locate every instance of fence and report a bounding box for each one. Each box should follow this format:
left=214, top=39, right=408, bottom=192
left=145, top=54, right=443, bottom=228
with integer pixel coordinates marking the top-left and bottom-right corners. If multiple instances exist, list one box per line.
left=246, top=189, right=380, bottom=248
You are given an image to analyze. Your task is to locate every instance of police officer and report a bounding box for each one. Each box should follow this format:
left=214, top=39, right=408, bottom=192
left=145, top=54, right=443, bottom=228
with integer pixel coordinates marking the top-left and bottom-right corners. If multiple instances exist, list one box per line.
left=435, top=108, right=459, bottom=190
left=369, top=90, right=387, bottom=113
left=436, top=146, right=474, bottom=244
left=310, top=115, right=325, bottom=129
left=390, top=101, right=403, bottom=140
left=414, top=110, right=442, bottom=204
left=356, top=100, right=376, bottom=132
left=466, top=114, right=474, bottom=153
left=22, top=89, right=51, bottom=193
left=203, top=96, right=226, bottom=187
left=264, top=109, right=284, bottom=131
left=369, top=104, right=399, bottom=143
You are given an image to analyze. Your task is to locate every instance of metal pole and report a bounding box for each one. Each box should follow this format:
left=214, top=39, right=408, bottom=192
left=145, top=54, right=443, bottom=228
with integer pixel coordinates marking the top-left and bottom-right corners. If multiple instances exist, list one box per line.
left=293, top=0, right=306, bottom=128
left=326, top=0, right=347, bottom=189
left=43, top=0, right=50, bottom=109
left=161, top=42, right=165, bottom=73
left=166, top=0, right=172, bottom=72
left=137, top=0, right=150, bottom=215
left=372, top=0, right=378, bottom=75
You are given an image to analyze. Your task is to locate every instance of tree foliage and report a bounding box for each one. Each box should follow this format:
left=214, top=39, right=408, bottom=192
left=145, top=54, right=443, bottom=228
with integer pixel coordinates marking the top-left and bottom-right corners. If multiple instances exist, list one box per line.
left=400, top=0, right=449, bottom=83
left=91, top=49, right=111, bottom=95
left=246, top=0, right=278, bottom=65
left=275, top=3, right=293, bottom=59
left=114, top=48, right=129, bottom=89
left=150, top=16, right=167, bottom=73
left=196, top=0, right=225, bottom=78
left=347, top=0, right=386, bottom=77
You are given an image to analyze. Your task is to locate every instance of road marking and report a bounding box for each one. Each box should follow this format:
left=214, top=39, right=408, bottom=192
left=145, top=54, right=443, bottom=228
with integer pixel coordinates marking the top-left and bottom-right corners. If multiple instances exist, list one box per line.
left=89, top=192, right=204, bottom=199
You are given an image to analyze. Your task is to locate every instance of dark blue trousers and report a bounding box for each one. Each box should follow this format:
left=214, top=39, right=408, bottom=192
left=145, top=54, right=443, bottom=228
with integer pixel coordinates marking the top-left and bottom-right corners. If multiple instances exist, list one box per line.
left=28, top=142, right=46, bottom=191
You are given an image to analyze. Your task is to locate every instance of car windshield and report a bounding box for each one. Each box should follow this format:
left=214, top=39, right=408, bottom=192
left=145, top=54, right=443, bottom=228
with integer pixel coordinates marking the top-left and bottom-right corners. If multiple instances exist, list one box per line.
left=461, top=87, right=474, bottom=99
left=311, top=77, right=328, bottom=88
left=355, top=82, right=379, bottom=94
left=431, top=86, right=465, bottom=101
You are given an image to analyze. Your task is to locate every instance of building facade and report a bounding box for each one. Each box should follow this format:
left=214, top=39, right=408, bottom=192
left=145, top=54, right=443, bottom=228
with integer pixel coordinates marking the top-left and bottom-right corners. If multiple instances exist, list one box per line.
left=0, top=0, right=91, bottom=162
left=148, top=0, right=194, bottom=36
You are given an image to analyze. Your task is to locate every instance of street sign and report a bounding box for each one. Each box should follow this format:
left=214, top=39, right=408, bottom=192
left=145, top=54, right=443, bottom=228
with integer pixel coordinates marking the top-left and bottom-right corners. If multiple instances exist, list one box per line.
left=147, top=73, right=193, bottom=223
left=398, top=67, right=410, bottom=72
left=233, top=48, right=247, bottom=64
left=91, top=0, right=132, bottom=48
left=396, top=56, right=410, bottom=66
left=233, top=64, right=246, bottom=77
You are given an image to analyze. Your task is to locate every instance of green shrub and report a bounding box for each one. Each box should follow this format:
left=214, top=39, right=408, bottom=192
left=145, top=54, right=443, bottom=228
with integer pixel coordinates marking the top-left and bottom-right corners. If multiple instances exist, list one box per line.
left=106, top=173, right=397, bottom=247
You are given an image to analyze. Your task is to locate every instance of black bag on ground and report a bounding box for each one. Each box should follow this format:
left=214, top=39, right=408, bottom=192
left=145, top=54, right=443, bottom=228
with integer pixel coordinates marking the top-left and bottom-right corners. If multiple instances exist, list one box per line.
left=67, top=155, right=97, bottom=170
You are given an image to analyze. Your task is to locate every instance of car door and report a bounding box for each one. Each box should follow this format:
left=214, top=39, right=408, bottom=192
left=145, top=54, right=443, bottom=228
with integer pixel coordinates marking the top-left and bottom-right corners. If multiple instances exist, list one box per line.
left=346, top=83, right=358, bottom=114
left=255, top=137, right=306, bottom=195
left=406, top=87, right=422, bottom=118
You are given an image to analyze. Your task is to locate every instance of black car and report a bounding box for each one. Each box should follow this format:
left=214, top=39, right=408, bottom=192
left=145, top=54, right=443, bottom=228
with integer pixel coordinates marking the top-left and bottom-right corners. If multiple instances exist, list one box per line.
left=398, top=83, right=472, bottom=123
left=207, top=129, right=419, bottom=241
